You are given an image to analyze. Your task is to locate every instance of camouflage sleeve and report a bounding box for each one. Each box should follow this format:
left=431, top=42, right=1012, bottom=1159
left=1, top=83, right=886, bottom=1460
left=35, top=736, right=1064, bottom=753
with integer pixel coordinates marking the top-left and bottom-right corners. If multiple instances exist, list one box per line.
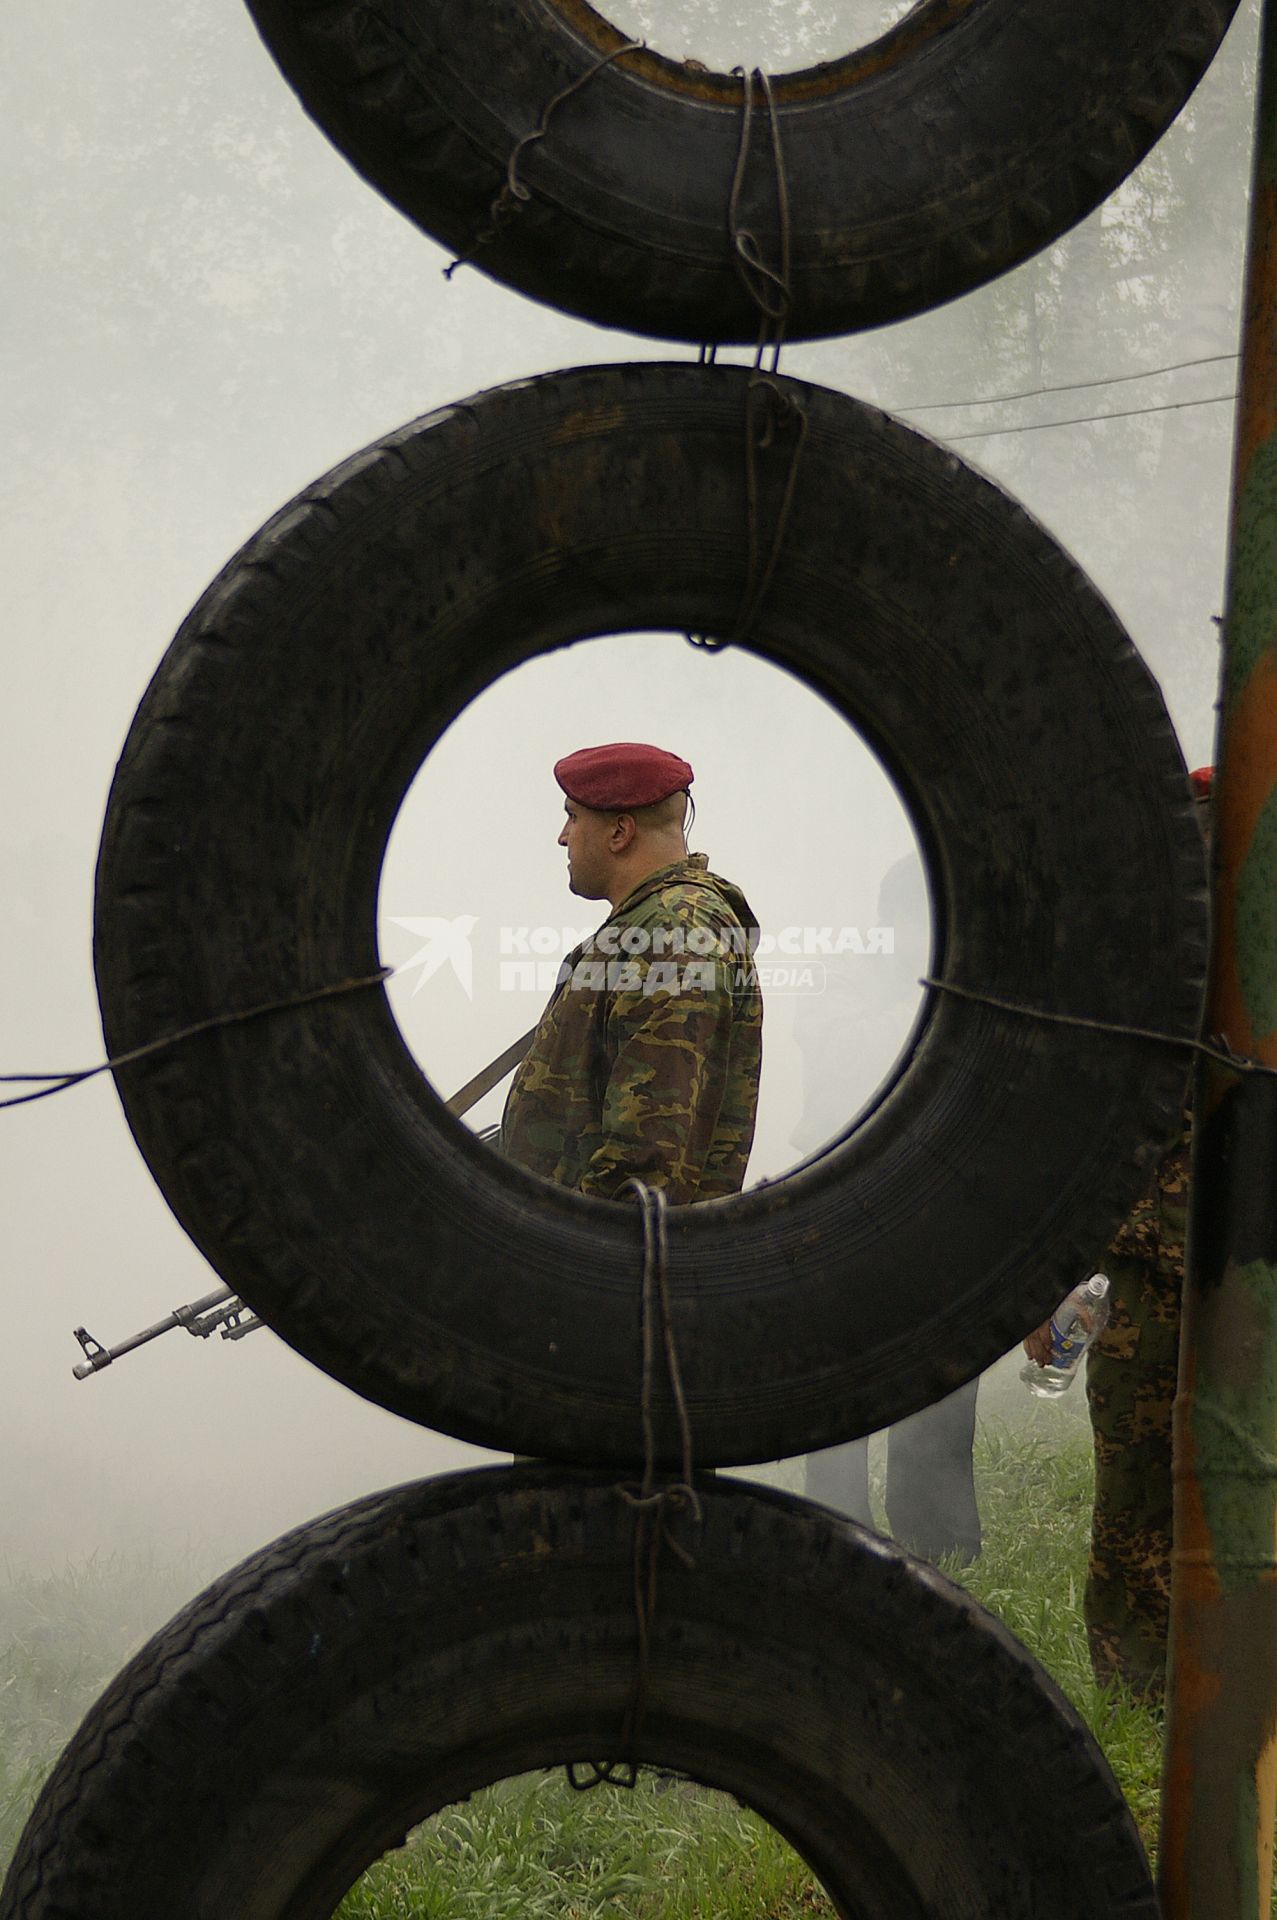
left=1105, top=1186, right=1161, bottom=1265
left=1103, top=1112, right=1192, bottom=1273
left=576, top=956, right=735, bottom=1205
left=697, top=1061, right=759, bottom=1193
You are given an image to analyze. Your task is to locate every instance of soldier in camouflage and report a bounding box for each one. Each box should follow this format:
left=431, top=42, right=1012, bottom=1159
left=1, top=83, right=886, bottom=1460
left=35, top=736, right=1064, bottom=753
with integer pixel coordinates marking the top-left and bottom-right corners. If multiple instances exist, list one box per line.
left=1024, top=766, right=1210, bottom=1701
left=1082, top=1108, right=1191, bottom=1699
left=499, top=743, right=763, bottom=1203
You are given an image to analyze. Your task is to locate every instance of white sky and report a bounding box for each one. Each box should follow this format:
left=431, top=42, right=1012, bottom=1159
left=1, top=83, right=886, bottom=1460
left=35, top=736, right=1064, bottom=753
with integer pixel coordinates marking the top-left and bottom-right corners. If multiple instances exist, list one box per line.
left=1, top=0, right=1253, bottom=1573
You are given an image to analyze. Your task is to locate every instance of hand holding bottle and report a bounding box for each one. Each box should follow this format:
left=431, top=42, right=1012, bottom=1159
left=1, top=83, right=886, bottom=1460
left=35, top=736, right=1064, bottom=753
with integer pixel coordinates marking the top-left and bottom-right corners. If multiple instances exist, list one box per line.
left=1021, top=1275, right=1111, bottom=1398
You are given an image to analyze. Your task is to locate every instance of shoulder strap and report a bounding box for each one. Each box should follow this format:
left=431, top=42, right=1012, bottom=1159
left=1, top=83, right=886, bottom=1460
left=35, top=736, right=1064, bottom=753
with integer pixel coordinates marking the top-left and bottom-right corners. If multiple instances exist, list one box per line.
left=446, top=1025, right=538, bottom=1116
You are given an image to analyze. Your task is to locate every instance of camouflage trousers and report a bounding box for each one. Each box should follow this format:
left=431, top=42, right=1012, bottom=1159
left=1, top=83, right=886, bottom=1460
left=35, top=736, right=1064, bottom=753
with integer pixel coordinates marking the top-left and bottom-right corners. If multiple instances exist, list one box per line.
left=1084, top=1251, right=1181, bottom=1700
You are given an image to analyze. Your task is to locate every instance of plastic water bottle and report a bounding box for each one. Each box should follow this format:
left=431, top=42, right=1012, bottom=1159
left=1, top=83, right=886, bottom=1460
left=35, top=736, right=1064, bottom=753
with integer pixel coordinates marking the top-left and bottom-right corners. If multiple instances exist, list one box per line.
left=1021, top=1274, right=1111, bottom=1398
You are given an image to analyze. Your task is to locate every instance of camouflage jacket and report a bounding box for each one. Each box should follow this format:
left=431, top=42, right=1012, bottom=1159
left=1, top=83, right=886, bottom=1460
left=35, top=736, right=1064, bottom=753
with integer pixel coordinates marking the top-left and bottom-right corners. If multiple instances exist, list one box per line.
left=499, top=854, right=763, bottom=1203
left=1104, top=1105, right=1192, bottom=1278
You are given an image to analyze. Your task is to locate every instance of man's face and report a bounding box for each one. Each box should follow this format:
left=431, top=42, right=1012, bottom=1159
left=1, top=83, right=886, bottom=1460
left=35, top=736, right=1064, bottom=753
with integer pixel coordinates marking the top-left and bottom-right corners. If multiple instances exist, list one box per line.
left=558, top=800, right=616, bottom=900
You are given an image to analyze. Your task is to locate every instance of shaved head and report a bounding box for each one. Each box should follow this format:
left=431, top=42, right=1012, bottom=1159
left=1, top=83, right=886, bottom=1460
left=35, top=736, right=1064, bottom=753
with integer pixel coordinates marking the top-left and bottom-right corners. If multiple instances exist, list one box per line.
left=632, top=789, right=690, bottom=834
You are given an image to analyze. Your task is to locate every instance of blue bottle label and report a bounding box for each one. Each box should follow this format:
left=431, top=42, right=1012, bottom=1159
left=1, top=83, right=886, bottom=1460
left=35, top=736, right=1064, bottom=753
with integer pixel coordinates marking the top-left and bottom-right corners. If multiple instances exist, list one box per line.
left=1049, top=1320, right=1087, bottom=1371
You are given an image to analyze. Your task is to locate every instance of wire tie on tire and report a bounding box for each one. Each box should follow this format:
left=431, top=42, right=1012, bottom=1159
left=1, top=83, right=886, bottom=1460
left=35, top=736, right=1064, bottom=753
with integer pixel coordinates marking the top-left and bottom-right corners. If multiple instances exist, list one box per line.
left=686, top=69, right=801, bottom=655
left=735, top=376, right=809, bottom=647
left=444, top=40, right=644, bottom=279
left=728, top=67, right=792, bottom=365
left=565, top=1758, right=641, bottom=1792
left=0, top=969, right=394, bottom=1111
left=922, top=975, right=1277, bottom=1079
left=683, top=381, right=808, bottom=650
left=566, top=1180, right=700, bottom=1793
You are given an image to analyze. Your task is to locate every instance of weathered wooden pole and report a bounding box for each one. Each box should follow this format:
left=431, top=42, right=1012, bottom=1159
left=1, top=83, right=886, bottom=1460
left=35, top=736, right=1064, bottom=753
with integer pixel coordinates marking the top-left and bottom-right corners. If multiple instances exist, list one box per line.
left=1158, top=5, right=1277, bottom=1912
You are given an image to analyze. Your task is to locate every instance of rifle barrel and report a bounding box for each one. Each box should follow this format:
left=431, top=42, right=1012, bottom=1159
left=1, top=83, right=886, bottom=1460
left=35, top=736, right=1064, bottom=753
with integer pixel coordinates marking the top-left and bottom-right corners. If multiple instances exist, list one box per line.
left=72, top=1285, right=237, bottom=1379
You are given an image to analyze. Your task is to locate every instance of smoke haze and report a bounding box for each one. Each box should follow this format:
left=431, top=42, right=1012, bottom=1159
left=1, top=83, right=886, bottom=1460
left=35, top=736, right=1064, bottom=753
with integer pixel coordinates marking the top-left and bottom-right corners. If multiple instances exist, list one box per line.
left=2, top=0, right=1252, bottom=1576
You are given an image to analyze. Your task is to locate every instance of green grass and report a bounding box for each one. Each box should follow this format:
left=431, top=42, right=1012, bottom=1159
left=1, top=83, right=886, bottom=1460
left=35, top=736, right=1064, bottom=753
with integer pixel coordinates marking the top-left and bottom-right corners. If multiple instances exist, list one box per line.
left=337, top=1774, right=835, bottom=1919
left=947, top=1421, right=1164, bottom=1860
left=0, top=1428, right=1202, bottom=1910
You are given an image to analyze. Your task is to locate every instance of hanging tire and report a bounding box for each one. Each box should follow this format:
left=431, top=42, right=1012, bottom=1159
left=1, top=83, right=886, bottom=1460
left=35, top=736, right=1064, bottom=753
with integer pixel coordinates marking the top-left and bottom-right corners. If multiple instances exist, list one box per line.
left=0, top=1467, right=1159, bottom=1919
left=93, top=361, right=1207, bottom=1466
left=243, top=0, right=1238, bottom=341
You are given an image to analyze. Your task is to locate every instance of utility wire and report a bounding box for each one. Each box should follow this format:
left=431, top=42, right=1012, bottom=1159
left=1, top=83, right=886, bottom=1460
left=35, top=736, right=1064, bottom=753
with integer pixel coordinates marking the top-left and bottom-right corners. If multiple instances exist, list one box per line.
left=0, top=969, right=393, bottom=1111
left=893, top=350, right=1238, bottom=416
left=943, top=390, right=1236, bottom=443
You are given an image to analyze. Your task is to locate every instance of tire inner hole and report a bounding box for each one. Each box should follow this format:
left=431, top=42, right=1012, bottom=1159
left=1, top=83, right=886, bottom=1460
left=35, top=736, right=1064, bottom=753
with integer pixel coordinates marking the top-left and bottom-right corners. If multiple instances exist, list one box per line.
left=570, top=0, right=924, bottom=71
left=379, top=632, right=932, bottom=1189
left=336, top=1767, right=839, bottom=1917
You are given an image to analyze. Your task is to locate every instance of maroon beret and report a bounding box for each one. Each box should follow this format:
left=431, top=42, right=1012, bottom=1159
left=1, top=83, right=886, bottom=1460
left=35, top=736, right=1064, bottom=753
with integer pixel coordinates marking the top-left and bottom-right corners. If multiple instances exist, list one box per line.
left=1190, top=766, right=1214, bottom=799
left=554, top=742, right=694, bottom=810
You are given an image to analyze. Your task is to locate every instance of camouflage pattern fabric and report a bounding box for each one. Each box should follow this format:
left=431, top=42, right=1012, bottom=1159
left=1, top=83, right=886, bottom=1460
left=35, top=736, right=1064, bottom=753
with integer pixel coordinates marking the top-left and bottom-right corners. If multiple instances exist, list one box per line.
left=1084, top=1109, right=1191, bottom=1699
left=499, top=854, right=763, bottom=1204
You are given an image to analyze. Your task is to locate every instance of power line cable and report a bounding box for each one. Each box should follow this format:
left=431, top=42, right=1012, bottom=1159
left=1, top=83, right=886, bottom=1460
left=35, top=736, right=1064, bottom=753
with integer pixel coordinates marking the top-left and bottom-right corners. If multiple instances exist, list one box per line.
left=943, top=390, right=1236, bottom=443
left=894, top=351, right=1238, bottom=416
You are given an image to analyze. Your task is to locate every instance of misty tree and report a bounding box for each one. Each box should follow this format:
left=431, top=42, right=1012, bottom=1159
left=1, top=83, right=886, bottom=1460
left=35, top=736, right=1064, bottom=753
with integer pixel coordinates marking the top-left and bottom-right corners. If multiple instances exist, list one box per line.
left=6, top=0, right=1257, bottom=739
left=9, top=0, right=1254, bottom=435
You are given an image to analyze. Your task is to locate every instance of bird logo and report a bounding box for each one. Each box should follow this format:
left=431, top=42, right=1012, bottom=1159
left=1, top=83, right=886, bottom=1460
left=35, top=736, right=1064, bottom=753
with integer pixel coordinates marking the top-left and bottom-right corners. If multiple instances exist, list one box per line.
left=388, top=915, right=478, bottom=999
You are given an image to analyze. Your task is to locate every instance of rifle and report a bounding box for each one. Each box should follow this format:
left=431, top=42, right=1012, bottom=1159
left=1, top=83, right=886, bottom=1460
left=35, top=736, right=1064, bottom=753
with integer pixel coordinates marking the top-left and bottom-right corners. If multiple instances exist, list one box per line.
left=70, top=1028, right=533, bottom=1380
left=73, top=1286, right=262, bottom=1378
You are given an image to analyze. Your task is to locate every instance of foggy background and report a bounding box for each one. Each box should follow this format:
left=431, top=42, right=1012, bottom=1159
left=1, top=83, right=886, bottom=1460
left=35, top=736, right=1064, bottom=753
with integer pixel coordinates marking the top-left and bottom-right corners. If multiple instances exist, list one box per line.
left=2, top=0, right=1251, bottom=1579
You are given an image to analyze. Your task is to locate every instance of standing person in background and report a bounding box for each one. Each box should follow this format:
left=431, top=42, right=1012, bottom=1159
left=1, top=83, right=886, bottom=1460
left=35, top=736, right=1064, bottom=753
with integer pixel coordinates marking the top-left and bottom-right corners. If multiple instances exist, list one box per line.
left=796, top=855, right=983, bottom=1565
left=499, top=742, right=763, bottom=1204
left=804, top=1376, right=982, bottom=1565
left=1024, top=765, right=1211, bottom=1698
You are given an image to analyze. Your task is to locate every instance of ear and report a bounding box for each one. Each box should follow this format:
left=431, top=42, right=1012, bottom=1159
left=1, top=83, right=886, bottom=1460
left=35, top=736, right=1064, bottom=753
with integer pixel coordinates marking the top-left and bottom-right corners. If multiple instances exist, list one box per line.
left=611, top=812, right=637, bottom=851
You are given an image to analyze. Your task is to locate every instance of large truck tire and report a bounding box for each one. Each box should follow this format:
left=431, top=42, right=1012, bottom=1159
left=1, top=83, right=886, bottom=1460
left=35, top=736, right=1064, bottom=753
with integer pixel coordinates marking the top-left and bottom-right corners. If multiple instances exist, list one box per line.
left=0, top=1467, right=1159, bottom=1919
left=93, top=361, right=1207, bottom=1466
left=245, top=0, right=1239, bottom=340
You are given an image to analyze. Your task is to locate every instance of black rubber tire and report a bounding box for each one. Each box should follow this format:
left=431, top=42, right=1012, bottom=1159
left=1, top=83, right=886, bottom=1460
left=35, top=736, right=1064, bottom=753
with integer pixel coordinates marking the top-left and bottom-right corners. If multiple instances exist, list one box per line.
left=243, top=0, right=1238, bottom=341
left=0, top=1467, right=1159, bottom=1920
left=93, top=361, right=1207, bottom=1466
